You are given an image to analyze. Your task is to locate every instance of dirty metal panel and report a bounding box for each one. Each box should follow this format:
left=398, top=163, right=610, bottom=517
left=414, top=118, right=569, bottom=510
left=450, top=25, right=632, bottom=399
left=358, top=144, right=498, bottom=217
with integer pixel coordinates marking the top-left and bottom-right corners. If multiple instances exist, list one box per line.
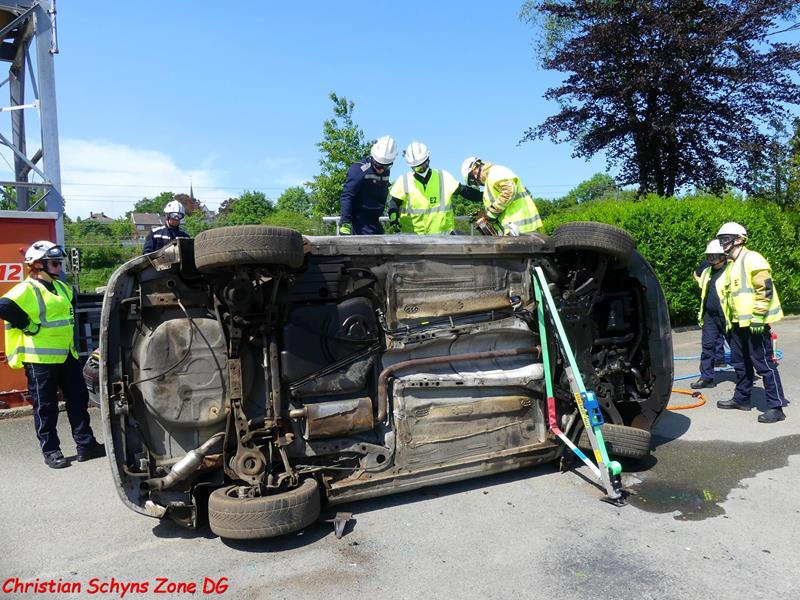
left=303, top=397, right=374, bottom=440
left=304, top=234, right=550, bottom=258
left=131, top=317, right=229, bottom=458
left=386, top=258, right=531, bottom=328
left=392, top=385, right=545, bottom=470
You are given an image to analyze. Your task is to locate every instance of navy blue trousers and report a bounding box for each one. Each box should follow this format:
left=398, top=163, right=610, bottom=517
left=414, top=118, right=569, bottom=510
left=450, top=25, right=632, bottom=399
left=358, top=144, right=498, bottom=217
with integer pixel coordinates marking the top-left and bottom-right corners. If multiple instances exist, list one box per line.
left=353, top=210, right=385, bottom=235
left=699, top=313, right=727, bottom=380
left=24, top=354, right=96, bottom=455
left=728, top=324, right=786, bottom=409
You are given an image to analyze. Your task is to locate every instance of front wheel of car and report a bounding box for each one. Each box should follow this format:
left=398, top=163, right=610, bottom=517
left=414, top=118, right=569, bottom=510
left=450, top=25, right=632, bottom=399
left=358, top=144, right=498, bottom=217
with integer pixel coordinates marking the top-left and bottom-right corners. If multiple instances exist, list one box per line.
left=193, top=225, right=305, bottom=271
left=207, top=478, right=321, bottom=539
left=577, top=423, right=652, bottom=460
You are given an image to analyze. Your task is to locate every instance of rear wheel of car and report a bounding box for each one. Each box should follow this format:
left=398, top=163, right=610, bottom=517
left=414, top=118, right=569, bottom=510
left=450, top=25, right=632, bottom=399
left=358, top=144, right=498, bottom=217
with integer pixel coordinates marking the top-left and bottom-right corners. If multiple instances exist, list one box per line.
left=552, top=221, right=635, bottom=265
left=577, top=423, right=652, bottom=460
left=194, top=225, right=305, bottom=271
left=208, top=478, right=321, bottom=540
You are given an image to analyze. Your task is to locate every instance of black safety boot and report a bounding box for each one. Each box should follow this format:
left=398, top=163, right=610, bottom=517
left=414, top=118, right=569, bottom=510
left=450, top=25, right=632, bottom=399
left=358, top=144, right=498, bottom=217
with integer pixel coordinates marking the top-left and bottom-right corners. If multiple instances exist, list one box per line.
left=44, top=450, right=68, bottom=469
left=757, top=408, right=786, bottom=423
left=716, top=398, right=752, bottom=411
left=690, top=378, right=715, bottom=389
left=76, top=441, right=106, bottom=462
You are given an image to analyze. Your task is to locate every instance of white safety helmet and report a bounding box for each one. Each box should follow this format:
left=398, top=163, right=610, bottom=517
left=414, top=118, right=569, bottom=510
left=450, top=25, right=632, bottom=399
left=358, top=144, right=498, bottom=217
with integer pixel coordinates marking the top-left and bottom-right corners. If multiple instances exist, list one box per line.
left=370, top=135, right=397, bottom=166
left=716, top=221, right=747, bottom=253
left=460, top=157, right=479, bottom=182
left=705, top=239, right=724, bottom=255
left=716, top=222, right=747, bottom=238
left=163, top=200, right=186, bottom=219
left=403, top=141, right=430, bottom=168
left=24, top=240, right=66, bottom=265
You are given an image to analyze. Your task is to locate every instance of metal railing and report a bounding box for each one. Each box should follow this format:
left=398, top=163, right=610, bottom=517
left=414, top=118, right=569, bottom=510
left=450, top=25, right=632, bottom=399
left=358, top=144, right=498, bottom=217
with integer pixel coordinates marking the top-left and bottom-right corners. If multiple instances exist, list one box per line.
left=321, top=215, right=477, bottom=235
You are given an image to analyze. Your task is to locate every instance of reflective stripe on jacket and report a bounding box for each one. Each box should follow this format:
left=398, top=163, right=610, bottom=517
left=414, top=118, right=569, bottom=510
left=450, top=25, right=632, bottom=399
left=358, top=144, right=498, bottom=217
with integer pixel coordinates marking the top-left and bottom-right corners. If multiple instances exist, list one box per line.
left=721, top=248, right=782, bottom=329
left=2, top=278, right=76, bottom=368
left=389, top=169, right=458, bottom=234
left=482, top=165, right=542, bottom=234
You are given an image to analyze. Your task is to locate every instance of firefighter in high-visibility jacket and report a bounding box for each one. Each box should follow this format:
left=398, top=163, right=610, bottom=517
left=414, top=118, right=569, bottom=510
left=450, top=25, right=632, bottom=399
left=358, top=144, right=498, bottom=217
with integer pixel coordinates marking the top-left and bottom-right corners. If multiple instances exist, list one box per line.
left=714, top=222, right=787, bottom=423
left=690, top=239, right=729, bottom=390
left=460, top=157, right=542, bottom=235
left=0, top=241, right=105, bottom=468
left=388, top=142, right=482, bottom=235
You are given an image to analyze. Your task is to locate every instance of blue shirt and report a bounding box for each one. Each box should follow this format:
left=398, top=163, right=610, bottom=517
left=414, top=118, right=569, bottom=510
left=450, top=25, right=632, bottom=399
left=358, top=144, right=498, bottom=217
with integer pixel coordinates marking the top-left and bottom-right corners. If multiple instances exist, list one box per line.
left=339, top=158, right=391, bottom=234
left=143, top=225, right=190, bottom=254
left=704, top=266, right=725, bottom=317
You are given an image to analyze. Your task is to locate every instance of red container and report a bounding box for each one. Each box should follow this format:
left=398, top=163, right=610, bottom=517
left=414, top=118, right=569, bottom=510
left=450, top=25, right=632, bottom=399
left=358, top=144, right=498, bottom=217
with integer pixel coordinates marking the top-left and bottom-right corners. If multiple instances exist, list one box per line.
left=0, top=211, right=58, bottom=408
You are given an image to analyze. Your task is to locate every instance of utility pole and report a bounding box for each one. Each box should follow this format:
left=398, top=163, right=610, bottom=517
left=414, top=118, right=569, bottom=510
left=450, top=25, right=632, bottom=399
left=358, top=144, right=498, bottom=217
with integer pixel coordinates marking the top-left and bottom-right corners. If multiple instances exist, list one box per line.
left=0, top=1, right=64, bottom=244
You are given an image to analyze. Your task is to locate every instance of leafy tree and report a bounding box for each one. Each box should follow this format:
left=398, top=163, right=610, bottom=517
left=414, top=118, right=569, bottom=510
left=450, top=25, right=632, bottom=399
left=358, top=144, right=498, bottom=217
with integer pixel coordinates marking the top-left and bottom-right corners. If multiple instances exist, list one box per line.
left=216, top=190, right=274, bottom=226
left=108, top=218, right=133, bottom=240
left=64, top=219, right=134, bottom=273
left=129, top=191, right=174, bottom=217
left=262, top=209, right=329, bottom=235
left=128, top=191, right=204, bottom=229
left=276, top=186, right=313, bottom=216
left=1, top=185, right=47, bottom=210
left=520, top=1, right=800, bottom=197
left=561, top=173, right=619, bottom=206
left=752, top=118, right=800, bottom=209
left=788, top=121, right=800, bottom=208
left=452, top=192, right=483, bottom=217
left=174, top=192, right=204, bottom=216
left=307, top=92, right=372, bottom=216
left=216, top=197, right=237, bottom=217
left=183, top=210, right=212, bottom=236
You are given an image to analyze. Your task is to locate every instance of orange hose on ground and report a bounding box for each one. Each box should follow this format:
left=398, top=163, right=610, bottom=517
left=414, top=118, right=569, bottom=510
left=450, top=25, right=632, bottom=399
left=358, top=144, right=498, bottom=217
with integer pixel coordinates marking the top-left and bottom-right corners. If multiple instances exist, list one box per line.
left=668, top=388, right=707, bottom=410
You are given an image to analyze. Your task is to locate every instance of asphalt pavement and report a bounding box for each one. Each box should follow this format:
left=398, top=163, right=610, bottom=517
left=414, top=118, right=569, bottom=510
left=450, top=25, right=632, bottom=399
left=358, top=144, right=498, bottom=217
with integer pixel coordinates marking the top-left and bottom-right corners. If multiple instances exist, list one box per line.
left=1, top=320, right=799, bottom=600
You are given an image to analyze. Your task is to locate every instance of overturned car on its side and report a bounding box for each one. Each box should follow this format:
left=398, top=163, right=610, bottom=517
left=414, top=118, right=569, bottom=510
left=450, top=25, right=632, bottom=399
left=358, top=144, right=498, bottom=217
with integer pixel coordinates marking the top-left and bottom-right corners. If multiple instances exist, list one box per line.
left=97, top=222, right=672, bottom=539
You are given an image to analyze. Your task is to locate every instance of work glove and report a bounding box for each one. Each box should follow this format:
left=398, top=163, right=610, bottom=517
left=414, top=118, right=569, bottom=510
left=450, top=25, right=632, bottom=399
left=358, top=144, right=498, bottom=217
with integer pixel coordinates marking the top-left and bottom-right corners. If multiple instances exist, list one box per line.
left=339, top=222, right=353, bottom=236
left=486, top=208, right=504, bottom=229
left=387, top=209, right=401, bottom=233
left=470, top=209, right=503, bottom=236
left=749, top=316, right=765, bottom=336
left=22, top=322, right=40, bottom=336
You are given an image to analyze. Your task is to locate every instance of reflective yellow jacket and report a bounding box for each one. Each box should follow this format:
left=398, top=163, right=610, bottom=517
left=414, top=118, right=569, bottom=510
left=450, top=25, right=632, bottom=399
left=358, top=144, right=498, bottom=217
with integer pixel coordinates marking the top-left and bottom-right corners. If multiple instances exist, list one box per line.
left=2, top=277, right=76, bottom=368
left=482, top=164, right=542, bottom=235
left=389, top=169, right=458, bottom=234
left=721, top=248, right=782, bottom=329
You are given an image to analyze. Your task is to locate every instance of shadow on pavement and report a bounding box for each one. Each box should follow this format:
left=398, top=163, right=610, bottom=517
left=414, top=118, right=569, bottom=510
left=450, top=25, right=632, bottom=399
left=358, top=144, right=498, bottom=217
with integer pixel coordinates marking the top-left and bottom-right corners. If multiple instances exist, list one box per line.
left=206, top=462, right=565, bottom=552
left=152, top=519, right=217, bottom=540
left=652, top=409, right=691, bottom=447
left=219, top=521, right=332, bottom=552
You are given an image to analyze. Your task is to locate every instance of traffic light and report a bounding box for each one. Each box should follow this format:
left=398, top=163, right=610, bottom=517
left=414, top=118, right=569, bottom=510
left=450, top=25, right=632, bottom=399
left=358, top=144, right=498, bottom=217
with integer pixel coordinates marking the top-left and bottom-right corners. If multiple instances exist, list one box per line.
left=70, top=247, right=81, bottom=273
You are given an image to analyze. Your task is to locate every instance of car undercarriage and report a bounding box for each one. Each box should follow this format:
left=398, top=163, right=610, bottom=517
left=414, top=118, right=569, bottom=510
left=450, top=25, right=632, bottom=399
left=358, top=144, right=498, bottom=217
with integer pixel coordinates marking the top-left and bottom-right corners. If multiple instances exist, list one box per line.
left=98, top=223, right=673, bottom=538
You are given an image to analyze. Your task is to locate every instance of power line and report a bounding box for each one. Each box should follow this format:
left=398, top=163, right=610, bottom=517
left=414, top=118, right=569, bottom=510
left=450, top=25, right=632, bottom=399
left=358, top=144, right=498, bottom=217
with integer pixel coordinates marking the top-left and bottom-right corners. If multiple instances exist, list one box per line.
left=62, top=181, right=290, bottom=190
left=59, top=180, right=577, bottom=190
left=766, top=22, right=800, bottom=36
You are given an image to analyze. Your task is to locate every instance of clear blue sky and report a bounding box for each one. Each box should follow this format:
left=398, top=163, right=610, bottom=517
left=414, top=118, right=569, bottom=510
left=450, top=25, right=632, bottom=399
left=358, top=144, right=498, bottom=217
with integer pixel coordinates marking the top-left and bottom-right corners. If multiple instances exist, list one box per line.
left=4, top=2, right=797, bottom=218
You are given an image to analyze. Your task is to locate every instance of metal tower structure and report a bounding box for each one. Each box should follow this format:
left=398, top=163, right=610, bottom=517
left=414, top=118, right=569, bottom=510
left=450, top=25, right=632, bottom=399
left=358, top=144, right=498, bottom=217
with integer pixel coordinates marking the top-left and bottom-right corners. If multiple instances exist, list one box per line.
left=0, top=0, right=62, bottom=243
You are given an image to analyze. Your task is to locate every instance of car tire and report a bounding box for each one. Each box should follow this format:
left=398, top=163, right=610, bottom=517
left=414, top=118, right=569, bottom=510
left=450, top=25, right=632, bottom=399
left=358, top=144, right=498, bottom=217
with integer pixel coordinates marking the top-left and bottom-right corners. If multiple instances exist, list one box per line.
left=577, top=423, right=652, bottom=460
left=552, top=221, right=635, bottom=265
left=208, top=478, right=321, bottom=540
left=193, top=225, right=305, bottom=271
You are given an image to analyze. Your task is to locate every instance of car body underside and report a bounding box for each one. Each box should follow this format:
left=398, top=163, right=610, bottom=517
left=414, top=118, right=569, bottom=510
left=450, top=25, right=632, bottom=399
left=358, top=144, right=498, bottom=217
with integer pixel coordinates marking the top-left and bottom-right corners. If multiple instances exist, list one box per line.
left=98, top=224, right=673, bottom=538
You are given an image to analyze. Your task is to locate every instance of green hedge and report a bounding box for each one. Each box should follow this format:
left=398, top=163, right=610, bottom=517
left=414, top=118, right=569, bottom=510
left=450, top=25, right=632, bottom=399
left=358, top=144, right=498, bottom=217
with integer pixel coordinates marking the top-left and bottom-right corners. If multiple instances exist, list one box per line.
left=544, top=195, right=800, bottom=325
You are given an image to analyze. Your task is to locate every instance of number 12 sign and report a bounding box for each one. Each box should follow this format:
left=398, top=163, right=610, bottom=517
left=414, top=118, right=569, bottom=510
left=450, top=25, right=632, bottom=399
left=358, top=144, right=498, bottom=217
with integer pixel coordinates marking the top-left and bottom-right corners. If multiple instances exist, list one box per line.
left=0, top=263, right=24, bottom=282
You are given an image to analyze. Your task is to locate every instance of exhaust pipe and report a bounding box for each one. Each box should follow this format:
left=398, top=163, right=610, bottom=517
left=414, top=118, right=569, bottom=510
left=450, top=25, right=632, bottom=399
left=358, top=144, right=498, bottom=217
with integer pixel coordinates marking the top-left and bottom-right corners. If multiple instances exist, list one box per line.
left=143, top=432, right=224, bottom=491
